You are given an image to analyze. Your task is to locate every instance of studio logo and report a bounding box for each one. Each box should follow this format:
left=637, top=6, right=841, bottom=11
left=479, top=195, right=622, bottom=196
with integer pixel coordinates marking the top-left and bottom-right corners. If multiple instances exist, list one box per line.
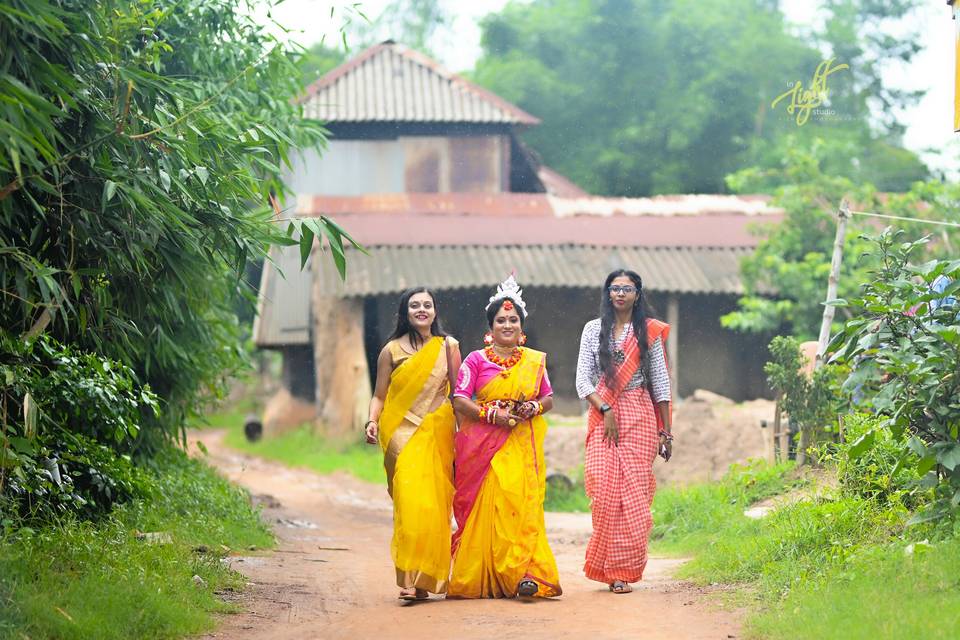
left=771, top=58, right=850, bottom=126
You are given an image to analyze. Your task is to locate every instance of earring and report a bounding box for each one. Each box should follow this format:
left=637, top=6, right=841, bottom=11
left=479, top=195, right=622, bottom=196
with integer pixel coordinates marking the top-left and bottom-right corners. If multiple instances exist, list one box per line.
left=519, top=332, right=527, bottom=346
left=483, top=332, right=494, bottom=346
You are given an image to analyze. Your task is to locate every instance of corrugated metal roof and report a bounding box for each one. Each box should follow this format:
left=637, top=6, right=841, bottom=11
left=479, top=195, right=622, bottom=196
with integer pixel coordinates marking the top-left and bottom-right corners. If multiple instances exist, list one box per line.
left=253, top=245, right=312, bottom=347
left=255, top=243, right=756, bottom=346
left=300, top=41, right=540, bottom=125
left=314, top=245, right=753, bottom=297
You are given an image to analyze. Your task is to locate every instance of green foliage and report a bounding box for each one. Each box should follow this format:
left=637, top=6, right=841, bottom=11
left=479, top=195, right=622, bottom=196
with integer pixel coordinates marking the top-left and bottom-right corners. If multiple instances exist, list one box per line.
left=1, top=333, right=157, bottom=521
left=0, top=450, right=271, bottom=639
left=829, top=229, right=960, bottom=523
left=722, top=142, right=880, bottom=337
left=473, top=0, right=927, bottom=196
left=764, top=335, right=844, bottom=456
left=751, top=538, right=960, bottom=640
left=652, top=459, right=799, bottom=552
left=819, top=413, right=928, bottom=509
left=0, top=0, right=362, bottom=521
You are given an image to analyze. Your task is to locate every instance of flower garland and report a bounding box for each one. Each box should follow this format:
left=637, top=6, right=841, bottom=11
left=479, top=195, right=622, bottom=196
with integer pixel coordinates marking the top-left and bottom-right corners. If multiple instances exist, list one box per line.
left=485, top=345, right=523, bottom=373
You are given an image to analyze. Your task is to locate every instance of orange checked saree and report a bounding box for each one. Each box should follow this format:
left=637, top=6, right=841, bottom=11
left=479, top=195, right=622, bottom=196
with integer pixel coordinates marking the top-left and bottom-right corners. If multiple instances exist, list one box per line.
left=583, top=319, right=670, bottom=585
left=448, top=348, right=561, bottom=598
left=378, top=336, right=456, bottom=594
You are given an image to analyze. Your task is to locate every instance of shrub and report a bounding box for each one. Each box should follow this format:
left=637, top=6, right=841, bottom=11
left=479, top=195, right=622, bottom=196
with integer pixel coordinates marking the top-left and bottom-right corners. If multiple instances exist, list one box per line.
left=830, top=229, right=960, bottom=523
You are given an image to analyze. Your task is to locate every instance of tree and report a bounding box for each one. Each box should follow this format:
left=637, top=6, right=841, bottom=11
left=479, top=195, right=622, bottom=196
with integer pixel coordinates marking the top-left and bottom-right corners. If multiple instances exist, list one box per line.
left=723, top=139, right=960, bottom=340
left=1, top=0, right=357, bottom=517
left=471, top=0, right=928, bottom=196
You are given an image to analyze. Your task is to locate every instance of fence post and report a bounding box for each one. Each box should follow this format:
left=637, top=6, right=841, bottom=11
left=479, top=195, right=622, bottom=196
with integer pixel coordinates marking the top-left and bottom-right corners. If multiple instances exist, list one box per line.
left=798, top=199, right=849, bottom=465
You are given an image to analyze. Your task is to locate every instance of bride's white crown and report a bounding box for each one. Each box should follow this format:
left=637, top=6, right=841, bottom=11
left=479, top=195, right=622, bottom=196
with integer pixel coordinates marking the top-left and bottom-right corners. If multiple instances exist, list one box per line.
left=486, top=273, right=528, bottom=318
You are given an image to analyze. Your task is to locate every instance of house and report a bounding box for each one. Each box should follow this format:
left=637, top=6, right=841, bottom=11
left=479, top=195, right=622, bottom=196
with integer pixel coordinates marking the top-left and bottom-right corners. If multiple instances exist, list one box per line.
left=254, top=41, right=782, bottom=439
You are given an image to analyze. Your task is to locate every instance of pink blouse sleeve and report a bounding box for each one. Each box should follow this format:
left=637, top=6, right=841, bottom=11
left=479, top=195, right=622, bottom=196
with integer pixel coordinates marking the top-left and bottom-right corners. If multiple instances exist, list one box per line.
left=537, top=365, right=554, bottom=399
left=453, top=351, right=482, bottom=400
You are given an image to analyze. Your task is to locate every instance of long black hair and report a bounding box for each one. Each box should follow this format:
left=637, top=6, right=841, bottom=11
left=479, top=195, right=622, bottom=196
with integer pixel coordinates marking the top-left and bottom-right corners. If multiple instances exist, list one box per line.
left=598, top=269, right=650, bottom=384
left=386, top=287, right=447, bottom=350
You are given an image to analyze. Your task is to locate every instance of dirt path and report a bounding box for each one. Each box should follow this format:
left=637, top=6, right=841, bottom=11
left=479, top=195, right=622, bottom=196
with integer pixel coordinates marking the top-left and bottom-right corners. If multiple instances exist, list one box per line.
left=194, top=429, right=743, bottom=640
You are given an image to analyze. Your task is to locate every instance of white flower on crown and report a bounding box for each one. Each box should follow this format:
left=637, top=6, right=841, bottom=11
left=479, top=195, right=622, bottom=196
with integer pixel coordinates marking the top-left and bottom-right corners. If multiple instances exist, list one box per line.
left=486, top=273, right=528, bottom=318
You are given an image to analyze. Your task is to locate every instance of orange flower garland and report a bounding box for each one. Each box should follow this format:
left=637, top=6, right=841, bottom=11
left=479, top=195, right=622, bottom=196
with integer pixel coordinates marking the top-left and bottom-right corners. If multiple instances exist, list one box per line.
left=485, top=345, right=523, bottom=369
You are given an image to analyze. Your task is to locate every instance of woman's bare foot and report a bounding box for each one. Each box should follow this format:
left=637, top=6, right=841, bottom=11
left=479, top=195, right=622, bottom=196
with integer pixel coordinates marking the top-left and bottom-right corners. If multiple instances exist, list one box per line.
left=609, top=580, right=633, bottom=594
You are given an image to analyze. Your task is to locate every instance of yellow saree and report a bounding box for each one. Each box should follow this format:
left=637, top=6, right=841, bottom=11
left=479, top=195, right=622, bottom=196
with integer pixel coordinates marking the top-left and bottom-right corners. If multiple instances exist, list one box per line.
left=378, top=336, right=456, bottom=593
left=448, top=348, right=561, bottom=598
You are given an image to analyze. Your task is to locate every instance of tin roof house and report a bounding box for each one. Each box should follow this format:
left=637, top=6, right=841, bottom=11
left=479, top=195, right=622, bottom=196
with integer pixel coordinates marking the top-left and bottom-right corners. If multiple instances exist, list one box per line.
left=255, top=41, right=782, bottom=439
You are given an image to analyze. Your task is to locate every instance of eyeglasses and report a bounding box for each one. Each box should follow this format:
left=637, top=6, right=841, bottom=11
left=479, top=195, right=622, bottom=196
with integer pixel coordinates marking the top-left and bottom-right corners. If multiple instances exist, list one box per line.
left=609, top=285, right=637, bottom=295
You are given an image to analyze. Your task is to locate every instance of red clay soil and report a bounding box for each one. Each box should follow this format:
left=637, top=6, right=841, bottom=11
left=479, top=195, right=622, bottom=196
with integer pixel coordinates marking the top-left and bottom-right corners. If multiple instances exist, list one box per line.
left=193, top=429, right=744, bottom=640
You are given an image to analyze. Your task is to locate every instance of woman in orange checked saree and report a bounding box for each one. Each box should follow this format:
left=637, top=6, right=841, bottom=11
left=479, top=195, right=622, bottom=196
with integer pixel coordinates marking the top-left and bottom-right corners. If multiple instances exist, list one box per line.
left=448, top=275, right=561, bottom=599
left=576, top=269, right=673, bottom=595
left=364, top=287, right=460, bottom=601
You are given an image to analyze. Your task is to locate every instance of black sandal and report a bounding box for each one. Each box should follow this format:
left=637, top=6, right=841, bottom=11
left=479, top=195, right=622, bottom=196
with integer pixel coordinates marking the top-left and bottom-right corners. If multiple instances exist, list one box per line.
left=517, top=579, right=539, bottom=597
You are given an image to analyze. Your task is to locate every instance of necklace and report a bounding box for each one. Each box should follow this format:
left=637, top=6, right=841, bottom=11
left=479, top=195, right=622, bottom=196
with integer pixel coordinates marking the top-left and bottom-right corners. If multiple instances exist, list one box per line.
left=485, top=345, right=523, bottom=376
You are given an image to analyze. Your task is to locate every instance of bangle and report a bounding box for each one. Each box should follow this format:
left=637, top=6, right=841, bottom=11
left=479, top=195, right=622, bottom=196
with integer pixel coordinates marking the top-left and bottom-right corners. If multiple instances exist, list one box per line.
left=535, top=400, right=544, bottom=415
left=364, top=420, right=377, bottom=428
left=477, top=403, right=488, bottom=421
left=658, top=430, right=673, bottom=442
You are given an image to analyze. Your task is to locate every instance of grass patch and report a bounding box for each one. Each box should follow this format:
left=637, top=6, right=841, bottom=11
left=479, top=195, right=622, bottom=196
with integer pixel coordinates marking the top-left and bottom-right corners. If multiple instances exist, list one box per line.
left=223, top=424, right=385, bottom=485
left=751, top=539, right=960, bottom=640
left=0, top=449, right=272, bottom=640
left=544, top=476, right=591, bottom=513
left=651, top=459, right=801, bottom=555
left=650, top=458, right=960, bottom=639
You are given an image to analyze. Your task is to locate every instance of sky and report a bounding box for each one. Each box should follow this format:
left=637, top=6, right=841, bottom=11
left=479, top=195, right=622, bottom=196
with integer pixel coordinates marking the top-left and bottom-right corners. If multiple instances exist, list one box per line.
left=261, top=0, right=958, bottom=180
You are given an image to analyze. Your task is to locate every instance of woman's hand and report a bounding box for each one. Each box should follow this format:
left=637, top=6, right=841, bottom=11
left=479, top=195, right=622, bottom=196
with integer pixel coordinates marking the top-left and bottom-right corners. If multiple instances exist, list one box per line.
left=659, top=434, right=672, bottom=461
left=365, top=421, right=379, bottom=445
left=602, top=410, right=619, bottom=446
left=515, top=401, right=539, bottom=420
left=494, top=412, right=523, bottom=429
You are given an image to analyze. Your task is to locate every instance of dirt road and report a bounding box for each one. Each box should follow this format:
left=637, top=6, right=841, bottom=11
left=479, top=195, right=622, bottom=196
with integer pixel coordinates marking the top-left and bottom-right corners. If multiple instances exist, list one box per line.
left=194, top=429, right=743, bottom=640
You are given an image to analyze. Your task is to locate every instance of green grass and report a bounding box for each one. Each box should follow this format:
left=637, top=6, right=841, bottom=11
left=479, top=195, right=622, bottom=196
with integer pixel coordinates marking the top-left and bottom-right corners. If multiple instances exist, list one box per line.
left=751, top=540, right=960, bottom=640
left=649, top=458, right=960, bottom=639
left=544, top=477, right=591, bottom=512
left=0, top=449, right=272, bottom=640
left=223, top=424, right=386, bottom=484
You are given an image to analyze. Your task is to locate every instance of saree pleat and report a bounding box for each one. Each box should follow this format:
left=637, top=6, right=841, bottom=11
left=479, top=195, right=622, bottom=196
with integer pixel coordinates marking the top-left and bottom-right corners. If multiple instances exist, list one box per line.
left=378, top=337, right=455, bottom=593
left=448, top=349, right=561, bottom=599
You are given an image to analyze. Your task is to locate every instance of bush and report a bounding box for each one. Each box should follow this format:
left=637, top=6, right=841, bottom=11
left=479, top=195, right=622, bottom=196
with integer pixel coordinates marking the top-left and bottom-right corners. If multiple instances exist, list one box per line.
left=818, top=413, right=929, bottom=510
left=1, top=334, right=157, bottom=523
left=830, top=229, right=960, bottom=523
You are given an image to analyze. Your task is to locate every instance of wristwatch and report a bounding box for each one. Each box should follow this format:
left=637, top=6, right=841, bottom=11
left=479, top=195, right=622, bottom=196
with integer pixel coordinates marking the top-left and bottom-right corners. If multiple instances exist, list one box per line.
left=599, top=403, right=612, bottom=414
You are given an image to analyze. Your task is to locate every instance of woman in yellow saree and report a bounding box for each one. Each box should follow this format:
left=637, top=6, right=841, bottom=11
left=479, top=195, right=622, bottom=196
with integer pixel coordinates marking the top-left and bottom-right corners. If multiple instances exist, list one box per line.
left=364, top=287, right=460, bottom=601
left=449, top=275, right=561, bottom=599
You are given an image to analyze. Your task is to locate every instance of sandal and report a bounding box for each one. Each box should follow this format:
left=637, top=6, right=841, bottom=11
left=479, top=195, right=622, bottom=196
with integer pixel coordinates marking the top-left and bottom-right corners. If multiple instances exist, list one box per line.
left=609, top=581, right=633, bottom=594
left=399, top=588, right=429, bottom=601
left=517, top=579, right=539, bottom=597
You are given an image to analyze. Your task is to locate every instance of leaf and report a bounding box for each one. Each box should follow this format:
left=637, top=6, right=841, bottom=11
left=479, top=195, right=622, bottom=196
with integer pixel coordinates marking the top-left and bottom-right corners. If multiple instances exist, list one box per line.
left=23, top=392, right=38, bottom=439
left=195, top=166, right=208, bottom=185
left=299, top=224, right=314, bottom=269
left=846, top=429, right=875, bottom=460
left=159, top=169, right=171, bottom=192
left=915, top=455, right=937, bottom=476
left=102, top=180, right=117, bottom=209
left=823, top=298, right=848, bottom=307
left=937, top=444, right=960, bottom=471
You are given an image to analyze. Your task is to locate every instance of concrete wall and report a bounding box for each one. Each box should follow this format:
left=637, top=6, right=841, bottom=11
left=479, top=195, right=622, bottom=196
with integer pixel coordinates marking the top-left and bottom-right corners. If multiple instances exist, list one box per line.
left=286, top=135, right=508, bottom=196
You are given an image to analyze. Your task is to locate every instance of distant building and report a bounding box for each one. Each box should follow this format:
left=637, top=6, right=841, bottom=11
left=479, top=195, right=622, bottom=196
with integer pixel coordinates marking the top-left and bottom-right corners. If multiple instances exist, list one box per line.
left=255, top=41, right=782, bottom=438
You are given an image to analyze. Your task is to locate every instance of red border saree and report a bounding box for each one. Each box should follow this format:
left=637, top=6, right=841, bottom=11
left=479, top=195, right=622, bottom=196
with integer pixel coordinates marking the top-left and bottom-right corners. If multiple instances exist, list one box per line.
left=583, top=320, right=670, bottom=585
left=448, top=348, right=561, bottom=598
